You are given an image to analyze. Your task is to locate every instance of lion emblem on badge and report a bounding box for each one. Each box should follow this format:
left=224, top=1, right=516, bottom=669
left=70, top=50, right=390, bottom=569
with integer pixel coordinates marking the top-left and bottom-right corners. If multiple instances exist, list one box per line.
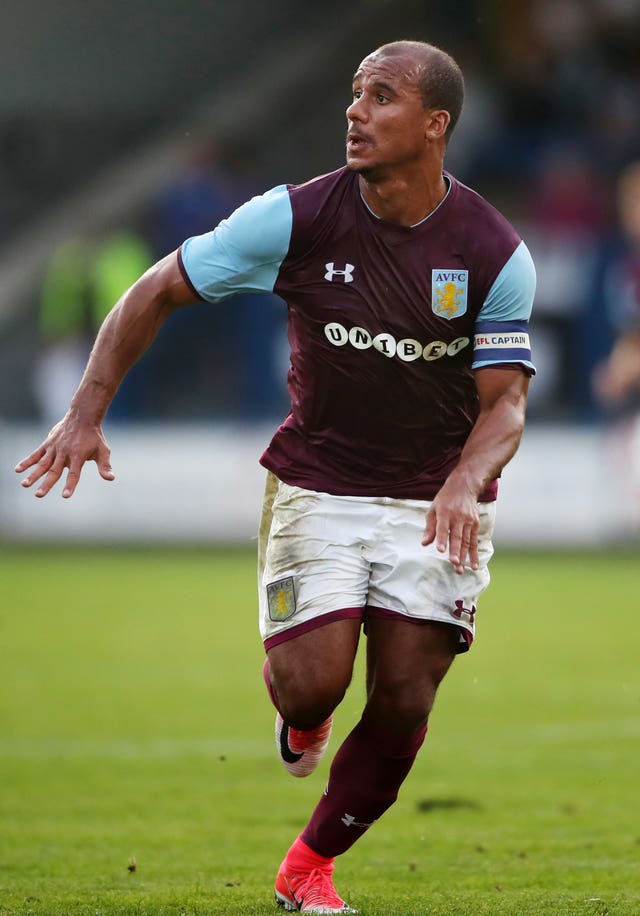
left=435, top=282, right=464, bottom=317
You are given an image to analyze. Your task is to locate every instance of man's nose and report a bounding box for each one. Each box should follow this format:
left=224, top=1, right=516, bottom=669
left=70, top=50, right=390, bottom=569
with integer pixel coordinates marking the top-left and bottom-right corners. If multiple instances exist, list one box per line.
left=346, top=95, right=367, bottom=122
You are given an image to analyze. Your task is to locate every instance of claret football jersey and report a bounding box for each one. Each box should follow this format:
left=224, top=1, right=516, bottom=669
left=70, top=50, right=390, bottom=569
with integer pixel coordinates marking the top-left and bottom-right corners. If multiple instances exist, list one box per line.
left=179, top=167, right=536, bottom=501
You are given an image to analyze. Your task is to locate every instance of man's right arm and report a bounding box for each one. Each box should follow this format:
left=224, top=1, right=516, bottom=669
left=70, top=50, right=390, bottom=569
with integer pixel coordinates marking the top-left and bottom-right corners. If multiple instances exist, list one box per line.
left=16, top=183, right=294, bottom=499
left=15, top=251, right=195, bottom=499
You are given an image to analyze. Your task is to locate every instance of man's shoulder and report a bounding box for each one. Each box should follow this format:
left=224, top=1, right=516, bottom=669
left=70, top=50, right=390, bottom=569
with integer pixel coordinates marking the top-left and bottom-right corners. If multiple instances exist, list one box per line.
left=447, top=172, right=521, bottom=239
left=445, top=173, right=524, bottom=277
left=287, top=166, right=356, bottom=214
left=285, top=167, right=357, bottom=251
left=288, top=166, right=354, bottom=196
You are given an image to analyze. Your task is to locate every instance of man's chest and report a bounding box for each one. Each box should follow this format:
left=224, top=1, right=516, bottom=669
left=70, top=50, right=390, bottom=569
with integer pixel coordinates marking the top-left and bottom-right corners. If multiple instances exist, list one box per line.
left=276, top=225, right=483, bottom=365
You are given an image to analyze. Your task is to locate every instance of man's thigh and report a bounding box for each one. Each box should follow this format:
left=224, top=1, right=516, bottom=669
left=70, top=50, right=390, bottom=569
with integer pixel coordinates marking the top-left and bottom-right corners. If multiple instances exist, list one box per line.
left=364, top=616, right=459, bottom=730
left=367, top=498, right=496, bottom=651
left=258, top=474, right=375, bottom=647
left=258, top=475, right=496, bottom=652
left=267, top=617, right=362, bottom=726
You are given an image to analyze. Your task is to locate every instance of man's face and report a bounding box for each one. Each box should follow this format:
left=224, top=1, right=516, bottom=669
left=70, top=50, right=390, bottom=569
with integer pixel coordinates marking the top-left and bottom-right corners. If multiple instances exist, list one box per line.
left=346, top=50, right=431, bottom=178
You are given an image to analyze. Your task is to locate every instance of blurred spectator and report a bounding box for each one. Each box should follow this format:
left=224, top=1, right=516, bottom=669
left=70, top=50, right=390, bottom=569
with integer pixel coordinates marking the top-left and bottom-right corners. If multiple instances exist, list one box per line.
left=142, top=142, right=289, bottom=420
left=465, top=0, right=638, bottom=422
left=591, top=162, right=640, bottom=530
left=592, top=163, right=640, bottom=411
left=150, top=140, right=256, bottom=257
left=517, top=143, right=611, bottom=418
left=590, top=1, right=640, bottom=172
left=34, top=237, right=95, bottom=428
left=34, top=229, right=153, bottom=426
left=438, top=43, right=501, bottom=182
left=487, top=0, right=640, bottom=178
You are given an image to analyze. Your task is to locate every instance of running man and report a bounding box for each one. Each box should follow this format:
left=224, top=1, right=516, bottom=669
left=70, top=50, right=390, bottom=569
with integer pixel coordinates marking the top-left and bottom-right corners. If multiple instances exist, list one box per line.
left=16, top=40, right=536, bottom=914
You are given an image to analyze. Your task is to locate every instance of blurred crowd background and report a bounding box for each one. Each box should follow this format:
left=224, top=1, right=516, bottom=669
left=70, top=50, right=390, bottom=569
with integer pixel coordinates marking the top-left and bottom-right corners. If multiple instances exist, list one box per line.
left=1, top=0, right=639, bottom=437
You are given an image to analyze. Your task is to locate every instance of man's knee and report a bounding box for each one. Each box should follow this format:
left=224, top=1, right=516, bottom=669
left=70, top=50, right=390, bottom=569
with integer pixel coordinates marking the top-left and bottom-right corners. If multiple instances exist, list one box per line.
left=366, top=675, right=435, bottom=734
left=266, top=619, right=360, bottom=729
left=365, top=655, right=455, bottom=733
left=273, top=669, right=348, bottom=729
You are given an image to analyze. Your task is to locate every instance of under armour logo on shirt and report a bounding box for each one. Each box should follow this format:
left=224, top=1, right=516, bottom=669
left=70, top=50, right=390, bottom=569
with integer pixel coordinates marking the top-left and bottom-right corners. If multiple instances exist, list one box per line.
left=325, top=262, right=355, bottom=283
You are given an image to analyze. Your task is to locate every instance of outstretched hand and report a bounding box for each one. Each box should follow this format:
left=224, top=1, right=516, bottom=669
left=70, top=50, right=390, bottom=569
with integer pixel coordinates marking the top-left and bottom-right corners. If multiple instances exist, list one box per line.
left=15, top=414, right=115, bottom=499
left=422, top=478, right=480, bottom=575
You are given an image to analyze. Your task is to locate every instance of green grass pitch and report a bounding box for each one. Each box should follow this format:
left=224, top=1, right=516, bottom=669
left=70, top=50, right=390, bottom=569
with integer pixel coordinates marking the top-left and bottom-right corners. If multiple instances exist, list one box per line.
left=0, top=546, right=638, bottom=915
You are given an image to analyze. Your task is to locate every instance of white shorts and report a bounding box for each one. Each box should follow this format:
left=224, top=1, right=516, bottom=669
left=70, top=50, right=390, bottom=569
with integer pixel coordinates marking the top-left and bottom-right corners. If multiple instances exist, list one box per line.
left=258, top=472, right=496, bottom=652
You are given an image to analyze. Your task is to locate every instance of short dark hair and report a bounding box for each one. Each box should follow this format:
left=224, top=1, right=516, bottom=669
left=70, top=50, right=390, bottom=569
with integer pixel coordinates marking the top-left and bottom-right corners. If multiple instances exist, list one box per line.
left=375, top=40, right=465, bottom=141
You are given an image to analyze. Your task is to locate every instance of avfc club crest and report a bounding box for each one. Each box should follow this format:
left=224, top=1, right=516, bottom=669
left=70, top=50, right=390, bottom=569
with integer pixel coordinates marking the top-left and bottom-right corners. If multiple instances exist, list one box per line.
left=267, top=576, right=297, bottom=622
left=432, top=269, right=468, bottom=319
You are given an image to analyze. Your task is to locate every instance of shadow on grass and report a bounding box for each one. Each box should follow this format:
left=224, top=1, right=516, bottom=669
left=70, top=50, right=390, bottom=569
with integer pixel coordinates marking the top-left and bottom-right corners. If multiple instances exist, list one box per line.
left=415, top=796, right=482, bottom=813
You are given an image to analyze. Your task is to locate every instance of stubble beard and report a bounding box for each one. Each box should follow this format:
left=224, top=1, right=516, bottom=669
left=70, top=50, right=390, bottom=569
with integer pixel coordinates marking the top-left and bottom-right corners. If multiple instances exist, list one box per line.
left=346, top=157, right=385, bottom=182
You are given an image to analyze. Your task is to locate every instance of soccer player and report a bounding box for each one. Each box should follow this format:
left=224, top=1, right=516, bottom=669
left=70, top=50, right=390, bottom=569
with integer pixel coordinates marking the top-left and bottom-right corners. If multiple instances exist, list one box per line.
left=16, top=41, right=536, bottom=914
left=592, top=161, right=640, bottom=531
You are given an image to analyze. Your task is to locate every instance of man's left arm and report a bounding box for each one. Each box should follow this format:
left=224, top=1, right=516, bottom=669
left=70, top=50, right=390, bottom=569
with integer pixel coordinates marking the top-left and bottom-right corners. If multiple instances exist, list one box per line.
left=422, top=366, right=530, bottom=574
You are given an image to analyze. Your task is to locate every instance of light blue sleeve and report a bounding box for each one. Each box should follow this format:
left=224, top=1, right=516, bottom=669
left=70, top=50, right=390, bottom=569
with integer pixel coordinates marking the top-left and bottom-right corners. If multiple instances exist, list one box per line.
left=472, top=240, right=537, bottom=373
left=477, top=240, right=536, bottom=322
left=179, top=184, right=293, bottom=302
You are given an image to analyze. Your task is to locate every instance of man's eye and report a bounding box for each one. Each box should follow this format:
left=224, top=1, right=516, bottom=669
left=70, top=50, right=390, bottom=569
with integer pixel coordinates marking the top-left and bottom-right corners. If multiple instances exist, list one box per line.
left=353, top=90, right=363, bottom=100
left=377, top=94, right=389, bottom=104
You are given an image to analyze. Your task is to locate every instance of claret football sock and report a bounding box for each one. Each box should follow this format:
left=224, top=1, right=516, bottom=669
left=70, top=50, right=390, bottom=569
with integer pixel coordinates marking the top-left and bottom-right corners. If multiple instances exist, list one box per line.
left=301, top=713, right=428, bottom=857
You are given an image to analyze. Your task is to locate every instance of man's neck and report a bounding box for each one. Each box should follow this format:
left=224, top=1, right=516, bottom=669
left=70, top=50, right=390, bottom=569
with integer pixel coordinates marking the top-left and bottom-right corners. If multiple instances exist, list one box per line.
left=358, top=170, right=448, bottom=228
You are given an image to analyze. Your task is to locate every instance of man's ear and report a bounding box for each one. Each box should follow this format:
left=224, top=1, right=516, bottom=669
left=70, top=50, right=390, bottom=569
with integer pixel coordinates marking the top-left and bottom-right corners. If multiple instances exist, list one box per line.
left=425, top=109, right=450, bottom=142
